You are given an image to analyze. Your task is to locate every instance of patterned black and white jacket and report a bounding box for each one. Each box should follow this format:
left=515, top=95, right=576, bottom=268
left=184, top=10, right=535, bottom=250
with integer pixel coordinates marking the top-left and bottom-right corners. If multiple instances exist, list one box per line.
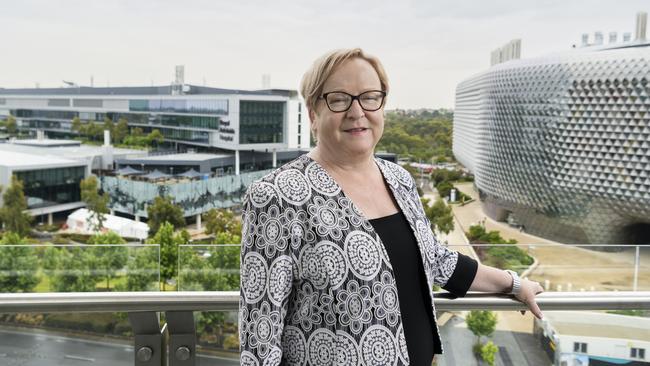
left=239, top=154, right=467, bottom=366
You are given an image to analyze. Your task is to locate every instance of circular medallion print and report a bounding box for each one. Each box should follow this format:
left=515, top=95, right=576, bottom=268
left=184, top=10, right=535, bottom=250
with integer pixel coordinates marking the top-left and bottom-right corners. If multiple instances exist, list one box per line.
left=360, top=326, right=398, bottom=366
left=275, top=169, right=311, bottom=205
left=268, top=256, right=293, bottom=306
left=282, top=326, right=307, bottom=365
left=299, top=241, right=347, bottom=290
left=306, top=162, right=341, bottom=196
left=344, top=231, right=382, bottom=280
left=240, top=351, right=260, bottom=366
left=242, top=252, right=268, bottom=303
left=249, top=182, right=279, bottom=208
left=307, top=328, right=336, bottom=366
left=263, top=346, right=283, bottom=366
left=335, top=331, right=360, bottom=365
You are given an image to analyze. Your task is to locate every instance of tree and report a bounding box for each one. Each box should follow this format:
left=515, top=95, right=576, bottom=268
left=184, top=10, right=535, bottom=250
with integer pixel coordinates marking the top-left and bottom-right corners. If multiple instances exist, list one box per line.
left=0, top=175, right=33, bottom=237
left=203, top=208, right=242, bottom=237
left=87, top=231, right=127, bottom=290
left=0, top=185, right=3, bottom=228
left=147, top=196, right=185, bottom=235
left=0, top=232, right=39, bottom=292
left=436, top=181, right=454, bottom=200
left=103, top=117, right=114, bottom=138
left=6, top=115, right=17, bottom=135
left=87, top=121, right=104, bottom=141
left=80, top=176, right=109, bottom=232
left=71, top=117, right=82, bottom=133
left=43, top=245, right=101, bottom=292
left=119, top=245, right=159, bottom=291
left=424, top=198, right=454, bottom=234
left=178, top=232, right=241, bottom=347
left=146, top=129, right=164, bottom=147
left=466, top=310, right=497, bottom=345
left=146, top=222, right=190, bottom=287
left=114, top=118, right=129, bottom=144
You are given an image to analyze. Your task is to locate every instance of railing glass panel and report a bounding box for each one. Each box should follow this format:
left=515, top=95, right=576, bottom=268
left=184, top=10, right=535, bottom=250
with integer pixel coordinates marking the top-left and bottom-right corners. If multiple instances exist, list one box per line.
left=0, top=244, right=160, bottom=366
left=448, top=244, right=648, bottom=291
left=179, top=244, right=240, bottom=363
left=435, top=308, right=650, bottom=366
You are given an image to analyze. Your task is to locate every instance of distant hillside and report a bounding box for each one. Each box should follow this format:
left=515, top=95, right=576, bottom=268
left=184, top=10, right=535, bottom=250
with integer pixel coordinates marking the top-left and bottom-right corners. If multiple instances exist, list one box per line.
left=377, top=109, right=454, bottom=162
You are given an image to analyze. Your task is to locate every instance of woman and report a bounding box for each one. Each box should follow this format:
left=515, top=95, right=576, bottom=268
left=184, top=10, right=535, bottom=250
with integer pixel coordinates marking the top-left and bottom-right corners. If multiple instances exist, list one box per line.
left=239, top=48, right=544, bottom=366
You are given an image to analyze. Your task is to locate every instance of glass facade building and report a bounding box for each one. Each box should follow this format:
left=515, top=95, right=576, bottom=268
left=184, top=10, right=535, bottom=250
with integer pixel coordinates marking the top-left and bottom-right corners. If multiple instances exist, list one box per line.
left=453, top=42, right=650, bottom=244
left=239, top=101, right=285, bottom=144
left=15, top=166, right=85, bottom=209
left=0, top=84, right=307, bottom=152
left=129, top=99, right=228, bottom=115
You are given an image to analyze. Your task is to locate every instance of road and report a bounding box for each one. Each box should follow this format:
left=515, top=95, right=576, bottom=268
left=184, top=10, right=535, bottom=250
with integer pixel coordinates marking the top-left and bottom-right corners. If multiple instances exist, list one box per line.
left=0, top=327, right=239, bottom=366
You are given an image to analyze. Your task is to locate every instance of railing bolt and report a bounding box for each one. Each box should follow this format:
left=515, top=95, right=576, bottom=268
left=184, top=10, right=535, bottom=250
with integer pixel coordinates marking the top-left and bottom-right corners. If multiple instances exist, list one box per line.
left=175, top=346, right=191, bottom=361
left=136, top=346, right=153, bottom=362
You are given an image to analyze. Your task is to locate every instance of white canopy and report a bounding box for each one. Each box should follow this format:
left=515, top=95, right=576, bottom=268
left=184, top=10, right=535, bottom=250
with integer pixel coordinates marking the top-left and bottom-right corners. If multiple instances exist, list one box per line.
left=66, top=208, right=149, bottom=240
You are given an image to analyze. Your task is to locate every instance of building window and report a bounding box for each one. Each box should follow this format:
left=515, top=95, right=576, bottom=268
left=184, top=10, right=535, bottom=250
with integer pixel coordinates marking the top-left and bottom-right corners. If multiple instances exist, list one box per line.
left=631, top=348, right=646, bottom=360
left=73, top=99, right=103, bottom=108
left=573, top=342, right=587, bottom=353
left=239, top=100, right=284, bottom=144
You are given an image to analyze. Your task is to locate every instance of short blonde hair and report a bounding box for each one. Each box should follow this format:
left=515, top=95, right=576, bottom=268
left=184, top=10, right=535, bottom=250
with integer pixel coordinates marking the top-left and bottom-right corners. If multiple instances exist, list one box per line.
left=300, top=48, right=389, bottom=114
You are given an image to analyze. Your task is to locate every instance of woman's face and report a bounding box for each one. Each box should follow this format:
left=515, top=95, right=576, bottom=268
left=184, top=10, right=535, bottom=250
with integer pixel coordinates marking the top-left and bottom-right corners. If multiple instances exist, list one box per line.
left=310, top=57, right=385, bottom=160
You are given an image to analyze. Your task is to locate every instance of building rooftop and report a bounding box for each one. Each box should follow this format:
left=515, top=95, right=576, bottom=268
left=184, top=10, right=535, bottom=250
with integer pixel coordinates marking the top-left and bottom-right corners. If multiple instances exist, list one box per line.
left=130, top=152, right=232, bottom=162
left=0, top=142, right=147, bottom=163
left=545, top=311, right=650, bottom=342
left=12, top=138, right=81, bottom=147
left=0, top=150, right=83, bottom=169
left=0, top=84, right=296, bottom=97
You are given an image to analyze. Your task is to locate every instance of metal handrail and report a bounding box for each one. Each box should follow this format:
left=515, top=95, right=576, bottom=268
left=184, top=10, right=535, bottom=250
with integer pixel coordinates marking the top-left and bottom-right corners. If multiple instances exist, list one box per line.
left=0, top=291, right=648, bottom=313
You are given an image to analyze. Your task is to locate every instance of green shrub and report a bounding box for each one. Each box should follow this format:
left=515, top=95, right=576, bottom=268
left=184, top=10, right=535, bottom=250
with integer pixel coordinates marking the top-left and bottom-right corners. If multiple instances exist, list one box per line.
left=223, top=334, right=240, bottom=351
left=480, top=341, right=498, bottom=366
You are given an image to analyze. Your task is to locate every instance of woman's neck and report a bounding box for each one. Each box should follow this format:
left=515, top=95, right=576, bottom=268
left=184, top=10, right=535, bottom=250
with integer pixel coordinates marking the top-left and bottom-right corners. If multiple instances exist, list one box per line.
left=308, top=146, right=376, bottom=176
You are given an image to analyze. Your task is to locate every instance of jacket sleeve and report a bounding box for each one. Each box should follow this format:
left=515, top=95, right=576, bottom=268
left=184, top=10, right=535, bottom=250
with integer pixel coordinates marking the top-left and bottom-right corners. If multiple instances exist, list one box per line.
left=239, top=181, right=294, bottom=365
left=408, top=174, right=477, bottom=296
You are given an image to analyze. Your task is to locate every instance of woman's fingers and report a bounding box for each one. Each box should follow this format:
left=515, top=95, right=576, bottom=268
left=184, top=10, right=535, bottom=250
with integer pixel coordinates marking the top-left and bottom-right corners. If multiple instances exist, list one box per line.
left=517, top=280, right=544, bottom=319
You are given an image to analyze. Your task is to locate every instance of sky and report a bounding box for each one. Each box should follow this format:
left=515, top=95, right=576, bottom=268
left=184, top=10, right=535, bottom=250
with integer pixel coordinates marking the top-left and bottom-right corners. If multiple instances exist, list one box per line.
left=2, top=0, right=649, bottom=109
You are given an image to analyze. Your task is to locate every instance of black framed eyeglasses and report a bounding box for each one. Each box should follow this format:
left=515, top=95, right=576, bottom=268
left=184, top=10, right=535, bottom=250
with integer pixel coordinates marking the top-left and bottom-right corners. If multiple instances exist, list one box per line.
left=319, top=90, right=386, bottom=112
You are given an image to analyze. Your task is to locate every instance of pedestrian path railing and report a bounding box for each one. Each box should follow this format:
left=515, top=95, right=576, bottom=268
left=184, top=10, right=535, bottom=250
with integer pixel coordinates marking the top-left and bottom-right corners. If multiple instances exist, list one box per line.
left=0, top=291, right=648, bottom=366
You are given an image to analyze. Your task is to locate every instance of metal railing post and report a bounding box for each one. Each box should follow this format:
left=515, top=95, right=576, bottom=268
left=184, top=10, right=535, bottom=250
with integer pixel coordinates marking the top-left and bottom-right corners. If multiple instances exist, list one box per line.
left=634, top=245, right=640, bottom=291
left=165, top=311, right=196, bottom=366
left=129, top=312, right=164, bottom=366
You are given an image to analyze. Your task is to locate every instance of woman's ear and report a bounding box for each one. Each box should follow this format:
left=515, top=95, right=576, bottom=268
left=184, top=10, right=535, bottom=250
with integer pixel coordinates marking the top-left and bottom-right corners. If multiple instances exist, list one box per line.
left=309, top=108, right=316, bottom=124
left=309, top=109, right=318, bottom=143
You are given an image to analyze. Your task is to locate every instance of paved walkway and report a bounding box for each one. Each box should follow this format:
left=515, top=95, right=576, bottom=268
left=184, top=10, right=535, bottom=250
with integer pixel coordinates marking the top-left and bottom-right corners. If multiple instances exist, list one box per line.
left=435, top=312, right=551, bottom=366
left=450, top=182, right=650, bottom=291
left=420, top=186, right=477, bottom=260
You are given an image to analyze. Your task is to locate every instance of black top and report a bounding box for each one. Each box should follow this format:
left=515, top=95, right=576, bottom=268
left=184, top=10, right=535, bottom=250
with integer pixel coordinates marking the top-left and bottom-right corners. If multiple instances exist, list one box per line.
left=369, top=211, right=478, bottom=364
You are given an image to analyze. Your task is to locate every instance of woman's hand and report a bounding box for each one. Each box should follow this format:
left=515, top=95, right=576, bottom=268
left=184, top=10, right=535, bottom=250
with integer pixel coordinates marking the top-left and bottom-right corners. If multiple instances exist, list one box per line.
left=515, top=279, right=544, bottom=319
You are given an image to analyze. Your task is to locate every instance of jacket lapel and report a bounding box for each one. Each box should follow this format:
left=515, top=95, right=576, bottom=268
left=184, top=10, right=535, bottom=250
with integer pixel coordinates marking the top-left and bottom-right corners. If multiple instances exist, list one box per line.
left=375, top=159, right=434, bottom=286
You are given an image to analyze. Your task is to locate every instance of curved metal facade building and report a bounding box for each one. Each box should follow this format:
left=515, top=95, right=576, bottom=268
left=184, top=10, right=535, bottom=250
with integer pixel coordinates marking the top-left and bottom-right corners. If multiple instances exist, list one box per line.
left=453, top=43, right=650, bottom=244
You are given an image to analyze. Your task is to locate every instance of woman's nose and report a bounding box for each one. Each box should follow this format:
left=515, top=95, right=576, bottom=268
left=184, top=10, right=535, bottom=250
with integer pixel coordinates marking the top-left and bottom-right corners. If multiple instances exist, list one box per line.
left=346, top=99, right=365, bottom=119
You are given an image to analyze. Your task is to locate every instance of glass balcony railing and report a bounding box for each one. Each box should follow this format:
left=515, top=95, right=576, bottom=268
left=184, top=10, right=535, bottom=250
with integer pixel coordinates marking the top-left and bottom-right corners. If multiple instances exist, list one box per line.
left=0, top=244, right=161, bottom=365
left=178, top=244, right=240, bottom=360
left=448, top=243, right=648, bottom=291
left=0, top=243, right=648, bottom=365
left=0, top=291, right=648, bottom=365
